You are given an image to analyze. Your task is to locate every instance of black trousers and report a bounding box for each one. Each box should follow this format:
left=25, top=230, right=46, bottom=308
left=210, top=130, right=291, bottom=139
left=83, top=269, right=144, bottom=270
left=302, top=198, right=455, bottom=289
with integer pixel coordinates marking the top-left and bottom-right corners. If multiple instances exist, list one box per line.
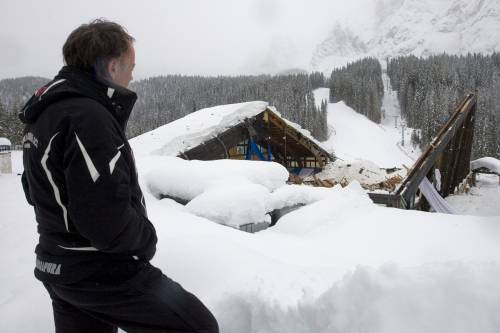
left=43, top=261, right=218, bottom=333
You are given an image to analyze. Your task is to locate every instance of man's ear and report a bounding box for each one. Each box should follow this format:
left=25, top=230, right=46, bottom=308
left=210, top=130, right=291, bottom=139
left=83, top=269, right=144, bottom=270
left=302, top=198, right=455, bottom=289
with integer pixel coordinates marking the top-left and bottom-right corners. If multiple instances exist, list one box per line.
left=107, top=58, right=118, bottom=80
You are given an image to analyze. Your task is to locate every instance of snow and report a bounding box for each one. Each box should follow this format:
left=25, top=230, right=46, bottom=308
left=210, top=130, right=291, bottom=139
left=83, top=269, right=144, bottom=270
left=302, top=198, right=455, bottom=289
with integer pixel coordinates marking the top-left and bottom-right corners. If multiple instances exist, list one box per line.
left=380, top=69, right=422, bottom=162
left=2, top=106, right=500, bottom=332
left=217, top=263, right=500, bottom=333
left=312, top=87, right=329, bottom=109
left=10, top=150, right=23, bottom=174
left=446, top=174, right=500, bottom=216
left=142, top=156, right=288, bottom=202
left=471, top=157, right=500, bottom=174
left=0, top=137, right=11, bottom=146
left=268, top=184, right=339, bottom=210
left=322, top=100, right=414, bottom=168
left=3, top=163, right=500, bottom=332
left=313, top=159, right=401, bottom=186
left=186, top=181, right=271, bottom=227
left=319, top=80, right=420, bottom=182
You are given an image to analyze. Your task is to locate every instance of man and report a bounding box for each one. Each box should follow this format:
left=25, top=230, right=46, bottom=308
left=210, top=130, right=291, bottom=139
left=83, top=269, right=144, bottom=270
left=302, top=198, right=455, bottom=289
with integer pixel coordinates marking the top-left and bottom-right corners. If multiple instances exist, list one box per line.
left=20, top=19, right=218, bottom=333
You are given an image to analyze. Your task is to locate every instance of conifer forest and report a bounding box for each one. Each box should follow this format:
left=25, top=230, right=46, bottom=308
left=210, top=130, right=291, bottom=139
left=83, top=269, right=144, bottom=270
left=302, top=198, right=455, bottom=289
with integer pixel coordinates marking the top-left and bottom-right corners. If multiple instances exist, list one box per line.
left=1, top=54, right=499, bottom=159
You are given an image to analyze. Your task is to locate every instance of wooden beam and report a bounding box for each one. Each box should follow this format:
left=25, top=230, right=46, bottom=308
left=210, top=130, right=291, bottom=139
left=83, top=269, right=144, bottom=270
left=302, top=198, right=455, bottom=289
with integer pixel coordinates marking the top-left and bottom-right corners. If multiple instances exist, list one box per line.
left=396, top=94, right=476, bottom=206
left=266, top=112, right=327, bottom=166
left=181, top=124, right=248, bottom=160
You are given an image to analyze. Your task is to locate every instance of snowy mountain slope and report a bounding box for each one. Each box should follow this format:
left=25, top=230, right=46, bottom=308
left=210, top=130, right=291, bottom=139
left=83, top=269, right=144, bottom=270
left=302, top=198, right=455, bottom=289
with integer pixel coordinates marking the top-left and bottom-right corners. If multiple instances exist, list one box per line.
left=322, top=100, right=413, bottom=167
left=311, top=0, right=500, bottom=72
left=312, top=87, right=329, bottom=109
left=315, top=85, right=418, bottom=168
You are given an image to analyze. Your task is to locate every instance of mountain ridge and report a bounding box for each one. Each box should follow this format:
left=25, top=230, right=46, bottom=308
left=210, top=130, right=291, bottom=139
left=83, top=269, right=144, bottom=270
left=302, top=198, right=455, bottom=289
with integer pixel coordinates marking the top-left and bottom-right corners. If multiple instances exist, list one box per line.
left=311, top=0, right=500, bottom=73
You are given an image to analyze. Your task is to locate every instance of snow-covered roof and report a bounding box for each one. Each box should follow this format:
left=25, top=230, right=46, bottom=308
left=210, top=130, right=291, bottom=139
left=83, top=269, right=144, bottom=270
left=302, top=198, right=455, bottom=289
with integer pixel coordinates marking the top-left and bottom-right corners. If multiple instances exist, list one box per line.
left=0, top=138, right=11, bottom=146
left=130, top=101, right=331, bottom=158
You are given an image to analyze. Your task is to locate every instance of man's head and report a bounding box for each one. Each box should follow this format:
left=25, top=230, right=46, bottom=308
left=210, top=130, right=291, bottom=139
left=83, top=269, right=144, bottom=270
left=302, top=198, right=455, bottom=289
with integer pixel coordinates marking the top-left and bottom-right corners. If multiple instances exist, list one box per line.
left=63, top=19, right=136, bottom=88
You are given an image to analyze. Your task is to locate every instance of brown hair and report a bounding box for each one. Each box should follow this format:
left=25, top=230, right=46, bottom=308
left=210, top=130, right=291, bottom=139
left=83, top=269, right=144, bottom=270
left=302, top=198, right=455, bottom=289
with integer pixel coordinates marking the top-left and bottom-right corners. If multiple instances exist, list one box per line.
left=62, top=19, right=134, bottom=77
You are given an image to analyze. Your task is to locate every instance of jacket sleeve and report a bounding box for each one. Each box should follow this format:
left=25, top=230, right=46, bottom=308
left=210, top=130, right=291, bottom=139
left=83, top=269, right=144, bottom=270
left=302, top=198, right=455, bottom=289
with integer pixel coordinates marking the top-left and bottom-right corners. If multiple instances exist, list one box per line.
left=21, top=171, right=34, bottom=206
left=63, top=101, right=157, bottom=260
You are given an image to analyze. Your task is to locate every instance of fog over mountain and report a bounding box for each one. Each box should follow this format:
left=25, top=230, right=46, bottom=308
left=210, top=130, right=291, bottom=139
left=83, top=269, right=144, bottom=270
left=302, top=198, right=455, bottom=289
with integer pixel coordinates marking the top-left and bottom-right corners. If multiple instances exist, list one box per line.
left=255, top=0, right=500, bottom=74
left=1, top=0, right=498, bottom=79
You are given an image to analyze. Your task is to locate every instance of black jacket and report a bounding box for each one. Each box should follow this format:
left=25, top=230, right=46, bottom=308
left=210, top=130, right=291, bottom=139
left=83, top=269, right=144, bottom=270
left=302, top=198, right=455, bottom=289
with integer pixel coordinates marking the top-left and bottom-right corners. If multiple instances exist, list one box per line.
left=21, top=66, right=157, bottom=283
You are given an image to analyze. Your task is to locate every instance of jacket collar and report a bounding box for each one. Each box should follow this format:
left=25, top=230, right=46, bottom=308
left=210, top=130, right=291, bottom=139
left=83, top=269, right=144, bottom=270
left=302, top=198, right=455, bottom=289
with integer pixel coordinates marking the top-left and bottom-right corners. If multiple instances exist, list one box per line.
left=56, top=66, right=137, bottom=130
left=20, top=66, right=137, bottom=130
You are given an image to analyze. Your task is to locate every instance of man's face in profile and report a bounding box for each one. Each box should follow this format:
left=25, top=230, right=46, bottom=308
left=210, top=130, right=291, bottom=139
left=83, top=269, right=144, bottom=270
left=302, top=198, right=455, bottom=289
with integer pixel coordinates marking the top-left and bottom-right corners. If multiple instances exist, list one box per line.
left=110, top=44, right=136, bottom=88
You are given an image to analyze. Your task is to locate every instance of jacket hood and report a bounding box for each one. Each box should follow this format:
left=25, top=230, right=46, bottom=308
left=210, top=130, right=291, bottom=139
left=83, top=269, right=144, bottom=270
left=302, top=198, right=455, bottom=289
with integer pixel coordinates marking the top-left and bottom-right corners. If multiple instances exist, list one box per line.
left=19, top=66, right=137, bottom=129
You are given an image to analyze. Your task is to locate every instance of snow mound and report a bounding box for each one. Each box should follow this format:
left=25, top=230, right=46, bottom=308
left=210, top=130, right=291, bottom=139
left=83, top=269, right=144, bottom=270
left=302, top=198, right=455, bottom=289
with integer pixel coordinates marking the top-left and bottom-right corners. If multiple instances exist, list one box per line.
left=143, top=156, right=289, bottom=202
left=271, top=183, right=372, bottom=236
left=186, top=180, right=271, bottom=227
left=471, top=157, right=500, bottom=174
left=269, top=184, right=340, bottom=211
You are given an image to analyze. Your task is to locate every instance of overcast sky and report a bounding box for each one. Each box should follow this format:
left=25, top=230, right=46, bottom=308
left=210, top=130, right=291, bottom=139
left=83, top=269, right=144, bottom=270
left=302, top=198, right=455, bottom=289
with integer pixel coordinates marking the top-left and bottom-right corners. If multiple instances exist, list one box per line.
left=0, top=0, right=373, bottom=80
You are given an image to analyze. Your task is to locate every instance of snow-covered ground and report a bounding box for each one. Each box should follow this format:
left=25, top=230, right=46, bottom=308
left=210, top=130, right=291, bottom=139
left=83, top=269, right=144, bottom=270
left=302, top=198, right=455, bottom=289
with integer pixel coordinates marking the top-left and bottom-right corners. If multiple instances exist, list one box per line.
left=2, top=115, right=500, bottom=333
left=446, top=174, right=500, bottom=216
left=0, top=84, right=498, bottom=332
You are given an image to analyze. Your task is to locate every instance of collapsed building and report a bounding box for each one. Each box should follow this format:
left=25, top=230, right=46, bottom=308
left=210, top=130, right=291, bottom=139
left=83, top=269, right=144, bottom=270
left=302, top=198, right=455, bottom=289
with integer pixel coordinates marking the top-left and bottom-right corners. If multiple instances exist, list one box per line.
left=131, top=101, right=334, bottom=175
left=132, top=94, right=479, bottom=214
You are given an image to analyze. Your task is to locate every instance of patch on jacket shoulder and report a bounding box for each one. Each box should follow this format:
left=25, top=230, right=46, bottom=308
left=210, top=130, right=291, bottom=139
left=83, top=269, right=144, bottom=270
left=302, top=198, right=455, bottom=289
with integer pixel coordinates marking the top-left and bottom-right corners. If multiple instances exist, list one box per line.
left=22, top=132, right=39, bottom=149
